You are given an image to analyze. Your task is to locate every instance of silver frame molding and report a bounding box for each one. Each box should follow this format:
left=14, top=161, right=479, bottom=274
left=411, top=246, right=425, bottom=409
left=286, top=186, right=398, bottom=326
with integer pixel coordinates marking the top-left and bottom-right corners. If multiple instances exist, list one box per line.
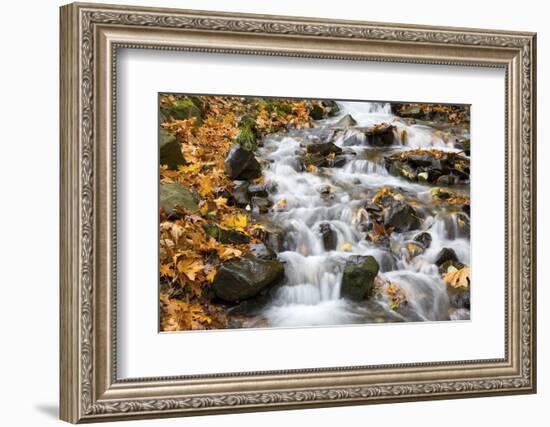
left=60, top=2, right=537, bottom=423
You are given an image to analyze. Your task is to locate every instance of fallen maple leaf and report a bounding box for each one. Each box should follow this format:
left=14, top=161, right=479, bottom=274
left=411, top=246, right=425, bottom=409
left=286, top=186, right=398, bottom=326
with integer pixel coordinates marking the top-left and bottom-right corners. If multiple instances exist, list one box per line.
left=443, top=266, right=470, bottom=289
left=219, top=214, right=248, bottom=231
left=176, top=258, right=204, bottom=281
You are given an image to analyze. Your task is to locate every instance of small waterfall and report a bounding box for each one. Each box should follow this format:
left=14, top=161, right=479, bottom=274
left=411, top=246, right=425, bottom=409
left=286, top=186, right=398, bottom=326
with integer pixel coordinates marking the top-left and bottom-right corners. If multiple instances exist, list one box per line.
left=253, top=100, right=470, bottom=327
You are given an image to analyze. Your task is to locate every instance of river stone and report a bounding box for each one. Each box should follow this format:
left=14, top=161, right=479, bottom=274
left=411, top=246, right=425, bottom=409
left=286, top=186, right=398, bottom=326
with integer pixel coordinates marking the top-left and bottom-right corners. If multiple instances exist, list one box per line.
left=454, top=212, right=470, bottom=237
left=224, top=145, right=262, bottom=180
left=248, top=184, right=269, bottom=198
left=319, top=222, right=337, bottom=251
left=160, top=182, right=199, bottom=217
left=334, top=114, right=357, bottom=127
left=327, top=155, right=347, bottom=168
left=309, top=103, right=325, bottom=120
left=448, top=287, right=471, bottom=310
left=260, top=224, right=285, bottom=253
left=365, top=124, right=395, bottom=147
left=204, top=224, right=250, bottom=245
left=385, top=204, right=421, bottom=232
left=436, top=174, right=458, bottom=186
left=341, top=256, right=380, bottom=301
left=212, top=254, right=284, bottom=302
left=435, top=247, right=459, bottom=267
left=321, top=100, right=340, bottom=116
left=305, top=140, right=343, bottom=156
left=251, top=197, right=272, bottom=213
left=231, top=181, right=250, bottom=207
left=159, top=129, right=185, bottom=170
left=413, top=232, right=432, bottom=248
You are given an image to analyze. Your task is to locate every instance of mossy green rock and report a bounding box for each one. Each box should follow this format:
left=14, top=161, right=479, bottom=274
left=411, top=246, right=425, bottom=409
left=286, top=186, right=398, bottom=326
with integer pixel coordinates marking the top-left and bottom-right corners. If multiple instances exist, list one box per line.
left=161, top=97, right=202, bottom=122
left=159, top=129, right=185, bottom=170
left=204, top=224, right=251, bottom=245
left=235, top=127, right=257, bottom=151
left=341, top=256, right=379, bottom=301
left=160, top=182, right=199, bottom=217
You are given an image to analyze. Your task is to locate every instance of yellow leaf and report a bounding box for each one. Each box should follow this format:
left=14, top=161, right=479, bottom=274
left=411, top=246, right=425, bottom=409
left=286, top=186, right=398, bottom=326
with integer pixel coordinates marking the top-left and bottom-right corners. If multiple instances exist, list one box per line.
left=217, top=246, right=242, bottom=261
left=176, top=258, right=204, bottom=281
left=199, top=176, right=214, bottom=197
left=340, top=242, right=353, bottom=252
left=443, top=267, right=470, bottom=289
left=220, top=214, right=248, bottom=231
left=306, top=164, right=318, bottom=173
left=213, top=196, right=228, bottom=209
left=160, top=264, right=175, bottom=277
left=206, top=267, right=217, bottom=283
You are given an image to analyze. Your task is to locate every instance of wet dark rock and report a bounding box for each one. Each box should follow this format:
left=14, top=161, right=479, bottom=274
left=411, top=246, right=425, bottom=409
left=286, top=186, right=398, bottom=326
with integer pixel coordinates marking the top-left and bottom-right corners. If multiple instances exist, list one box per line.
left=435, top=247, right=459, bottom=267
left=159, top=129, right=185, bottom=170
left=248, top=242, right=276, bottom=260
left=231, top=180, right=250, bottom=207
left=212, top=254, right=285, bottom=302
left=436, top=174, right=459, bottom=186
left=260, top=224, right=286, bottom=253
left=321, top=100, right=340, bottom=116
left=224, top=145, right=262, bottom=180
left=309, top=103, right=325, bottom=120
left=385, top=150, right=469, bottom=185
left=413, top=231, right=432, bottom=248
left=160, top=182, right=199, bottom=218
left=341, top=256, right=380, bottom=301
left=305, top=140, right=343, bottom=156
left=454, top=212, right=470, bottom=237
left=365, top=123, right=395, bottom=147
left=327, top=155, right=347, bottom=168
left=385, top=204, right=421, bottom=232
left=334, top=114, right=357, bottom=128
left=251, top=196, right=272, bottom=213
left=248, top=184, right=269, bottom=198
left=204, top=224, right=251, bottom=245
left=449, top=288, right=470, bottom=310
left=319, top=222, right=337, bottom=251
left=365, top=200, right=383, bottom=214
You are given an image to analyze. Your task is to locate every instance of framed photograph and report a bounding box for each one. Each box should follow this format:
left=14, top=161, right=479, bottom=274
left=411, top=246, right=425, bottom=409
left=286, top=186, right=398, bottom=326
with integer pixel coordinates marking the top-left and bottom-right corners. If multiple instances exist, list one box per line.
left=60, top=2, right=537, bottom=423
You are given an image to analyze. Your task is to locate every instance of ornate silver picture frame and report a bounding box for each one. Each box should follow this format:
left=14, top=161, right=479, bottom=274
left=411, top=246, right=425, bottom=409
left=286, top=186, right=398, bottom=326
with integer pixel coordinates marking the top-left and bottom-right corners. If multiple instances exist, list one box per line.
left=60, top=2, right=536, bottom=423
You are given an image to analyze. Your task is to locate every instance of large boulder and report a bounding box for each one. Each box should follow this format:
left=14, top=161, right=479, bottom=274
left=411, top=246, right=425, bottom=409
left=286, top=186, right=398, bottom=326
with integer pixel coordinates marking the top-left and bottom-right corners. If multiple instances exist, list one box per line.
left=385, top=204, right=421, bottom=232
left=341, top=256, right=379, bottom=301
left=160, top=182, right=199, bottom=217
left=224, top=145, right=262, bottom=180
left=212, top=254, right=285, bottom=302
left=159, top=129, right=185, bottom=170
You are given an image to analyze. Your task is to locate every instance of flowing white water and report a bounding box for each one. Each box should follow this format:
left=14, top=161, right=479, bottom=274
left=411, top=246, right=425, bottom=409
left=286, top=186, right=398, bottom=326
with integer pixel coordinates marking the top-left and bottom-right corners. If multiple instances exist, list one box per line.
left=255, top=101, right=470, bottom=327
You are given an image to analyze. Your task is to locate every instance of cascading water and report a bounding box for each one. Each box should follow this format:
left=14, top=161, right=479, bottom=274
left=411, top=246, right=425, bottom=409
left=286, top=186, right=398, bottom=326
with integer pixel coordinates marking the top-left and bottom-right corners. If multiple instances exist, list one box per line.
left=251, top=101, right=470, bottom=327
